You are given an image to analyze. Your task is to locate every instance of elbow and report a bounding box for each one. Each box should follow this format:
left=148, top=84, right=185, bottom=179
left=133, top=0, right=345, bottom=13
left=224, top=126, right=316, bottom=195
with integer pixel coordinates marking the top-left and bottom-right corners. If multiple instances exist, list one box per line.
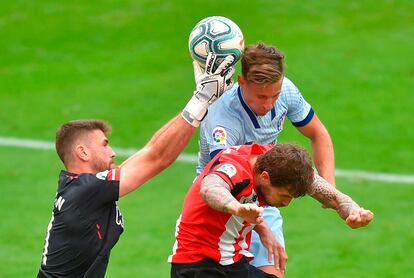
left=199, top=183, right=208, bottom=202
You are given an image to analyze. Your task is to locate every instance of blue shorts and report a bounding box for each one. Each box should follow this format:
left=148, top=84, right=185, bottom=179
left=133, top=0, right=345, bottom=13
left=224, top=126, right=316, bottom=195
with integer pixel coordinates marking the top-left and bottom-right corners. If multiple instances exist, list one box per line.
left=249, top=206, right=285, bottom=268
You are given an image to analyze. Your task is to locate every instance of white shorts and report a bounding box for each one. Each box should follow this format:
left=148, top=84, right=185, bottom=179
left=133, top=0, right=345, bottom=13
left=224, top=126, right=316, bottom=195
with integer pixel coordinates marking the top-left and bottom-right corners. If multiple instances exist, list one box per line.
left=249, top=206, right=285, bottom=268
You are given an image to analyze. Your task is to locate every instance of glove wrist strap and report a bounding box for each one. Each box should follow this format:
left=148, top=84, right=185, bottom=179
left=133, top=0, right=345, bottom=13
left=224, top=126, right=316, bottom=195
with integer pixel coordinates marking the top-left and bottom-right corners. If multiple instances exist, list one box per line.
left=181, top=94, right=208, bottom=127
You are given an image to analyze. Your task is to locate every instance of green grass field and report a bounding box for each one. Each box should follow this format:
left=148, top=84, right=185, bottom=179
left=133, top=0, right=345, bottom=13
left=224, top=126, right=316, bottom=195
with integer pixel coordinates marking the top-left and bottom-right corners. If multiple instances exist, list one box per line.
left=1, top=1, right=413, bottom=277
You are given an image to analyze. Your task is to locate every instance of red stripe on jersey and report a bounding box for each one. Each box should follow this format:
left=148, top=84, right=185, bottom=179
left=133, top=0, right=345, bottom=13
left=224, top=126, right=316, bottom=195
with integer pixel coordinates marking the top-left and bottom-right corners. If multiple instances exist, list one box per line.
left=107, top=167, right=121, bottom=181
left=65, top=174, right=78, bottom=180
left=233, top=225, right=248, bottom=252
left=170, top=144, right=272, bottom=265
left=96, top=224, right=103, bottom=240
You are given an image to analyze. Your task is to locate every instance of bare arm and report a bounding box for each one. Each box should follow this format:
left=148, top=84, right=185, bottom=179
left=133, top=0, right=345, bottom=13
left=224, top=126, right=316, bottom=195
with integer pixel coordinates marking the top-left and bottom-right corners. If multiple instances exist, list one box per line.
left=308, top=174, right=374, bottom=228
left=297, top=114, right=336, bottom=185
left=200, top=174, right=264, bottom=224
left=119, top=115, right=195, bottom=196
left=308, top=174, right=358, bottom=219
left=118, top=54, right=235, bottom=197
left=254, top=221, right=287, bottom=277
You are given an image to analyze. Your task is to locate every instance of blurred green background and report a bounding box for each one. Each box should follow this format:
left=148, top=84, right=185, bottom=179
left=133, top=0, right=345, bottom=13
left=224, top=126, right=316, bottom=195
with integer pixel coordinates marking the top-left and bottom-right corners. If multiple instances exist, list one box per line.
left=1, top=0, right=413, bottom=277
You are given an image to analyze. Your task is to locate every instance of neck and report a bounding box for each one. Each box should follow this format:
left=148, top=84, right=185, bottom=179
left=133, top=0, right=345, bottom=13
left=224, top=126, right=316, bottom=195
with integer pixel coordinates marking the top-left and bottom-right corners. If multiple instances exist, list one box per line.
left=66, top=163, right=95, bottom=175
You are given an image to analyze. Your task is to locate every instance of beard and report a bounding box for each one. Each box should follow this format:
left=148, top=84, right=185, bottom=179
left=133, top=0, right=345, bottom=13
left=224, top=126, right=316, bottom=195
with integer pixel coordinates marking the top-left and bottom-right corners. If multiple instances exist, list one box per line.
left=91, top=158, right=112, bottom=173
left=256, top=182, right=269, bottom=204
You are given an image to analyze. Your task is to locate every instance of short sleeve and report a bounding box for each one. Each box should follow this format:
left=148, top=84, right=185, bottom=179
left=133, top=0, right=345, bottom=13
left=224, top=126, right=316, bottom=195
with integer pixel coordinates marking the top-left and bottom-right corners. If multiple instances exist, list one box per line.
left=281, top=78, right=313, bottom=126
left=77, top=168, right=120, bottom=210
left=203, top=123, right=243, bottom=155
left=207, top=154, right=251, bottom=197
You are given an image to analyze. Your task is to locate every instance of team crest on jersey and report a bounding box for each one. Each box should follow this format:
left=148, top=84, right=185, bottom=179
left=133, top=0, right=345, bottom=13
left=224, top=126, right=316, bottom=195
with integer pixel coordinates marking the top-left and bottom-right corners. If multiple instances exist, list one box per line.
left=96, top=170, right=109, bottom=180
left=216, top=163, right=237, bottom=178
left=277, top=111, right=287, bottom=131
left=212, top=127, right=227, bottom=146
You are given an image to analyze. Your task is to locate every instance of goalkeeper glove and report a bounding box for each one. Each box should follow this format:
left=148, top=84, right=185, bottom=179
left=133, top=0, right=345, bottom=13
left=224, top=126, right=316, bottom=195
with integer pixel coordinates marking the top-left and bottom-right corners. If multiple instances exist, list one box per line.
left=182, top=53, right=235, bottom=127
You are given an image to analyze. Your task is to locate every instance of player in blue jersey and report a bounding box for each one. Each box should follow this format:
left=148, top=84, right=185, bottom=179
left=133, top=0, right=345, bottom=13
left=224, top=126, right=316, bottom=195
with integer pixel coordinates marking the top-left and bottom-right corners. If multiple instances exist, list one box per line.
left=197, top=43, right=335, bottom=277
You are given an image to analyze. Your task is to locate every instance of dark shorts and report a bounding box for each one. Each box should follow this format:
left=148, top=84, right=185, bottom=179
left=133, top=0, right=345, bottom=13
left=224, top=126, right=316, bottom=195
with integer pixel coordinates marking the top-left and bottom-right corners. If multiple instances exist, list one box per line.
left=171, top=257, right=278, bottom=278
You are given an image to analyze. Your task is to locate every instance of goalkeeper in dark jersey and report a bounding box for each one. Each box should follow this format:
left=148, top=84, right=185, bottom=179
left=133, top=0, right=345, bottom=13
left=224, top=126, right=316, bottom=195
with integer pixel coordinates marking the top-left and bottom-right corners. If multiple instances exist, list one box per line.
left=37, top=54, right=235, bottom=278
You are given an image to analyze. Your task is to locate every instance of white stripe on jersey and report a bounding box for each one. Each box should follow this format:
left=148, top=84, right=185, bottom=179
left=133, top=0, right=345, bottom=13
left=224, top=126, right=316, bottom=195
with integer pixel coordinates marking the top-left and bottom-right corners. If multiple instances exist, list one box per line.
left=239, top=225, right=255, bottom=259
left=41, top=213, right=55, bottom=265
left=168, top=214, right=182, bottom=263
left=218, top=215, right=253, bottom=265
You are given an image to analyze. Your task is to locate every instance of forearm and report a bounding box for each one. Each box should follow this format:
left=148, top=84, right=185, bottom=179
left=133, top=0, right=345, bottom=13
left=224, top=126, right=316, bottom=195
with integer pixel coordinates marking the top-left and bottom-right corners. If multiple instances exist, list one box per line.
left=144, top=115, right=195, bottom=165
left=123, top=115, right=194, bottom=167
left=119, top=115, right=195, bottom=196
left=311, top=132, right=335, bottom=185
left=308, top=174, right=360, bottom=220
left=200, top=174, right=240, bottom=214
left=118, top=54, right=235, bottom=197
left=253, top=221, right=269, bottom=235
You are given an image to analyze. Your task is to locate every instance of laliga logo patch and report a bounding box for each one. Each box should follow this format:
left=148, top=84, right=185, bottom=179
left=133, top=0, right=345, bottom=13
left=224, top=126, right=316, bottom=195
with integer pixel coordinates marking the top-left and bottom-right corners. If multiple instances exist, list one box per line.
left=212, top=127, right=227, bottom=145
left=277, top=111, right=287, bottom=131
left=216, top=163, right=237, bottom=178
left=96, top=170, right=109, bottom=180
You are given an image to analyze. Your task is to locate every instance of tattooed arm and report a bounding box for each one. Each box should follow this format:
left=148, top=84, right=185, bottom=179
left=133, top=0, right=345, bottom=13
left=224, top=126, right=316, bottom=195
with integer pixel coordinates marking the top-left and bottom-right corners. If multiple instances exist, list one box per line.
left=200, top=174, right=264, bottom=224
left=308, top=174, right=374, bottom=228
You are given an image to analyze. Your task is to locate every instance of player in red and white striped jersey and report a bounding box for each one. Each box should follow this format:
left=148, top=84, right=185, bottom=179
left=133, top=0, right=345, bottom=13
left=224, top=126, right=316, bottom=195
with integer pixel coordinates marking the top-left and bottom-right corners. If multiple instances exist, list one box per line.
left=169, top=143, right=374, bottom=278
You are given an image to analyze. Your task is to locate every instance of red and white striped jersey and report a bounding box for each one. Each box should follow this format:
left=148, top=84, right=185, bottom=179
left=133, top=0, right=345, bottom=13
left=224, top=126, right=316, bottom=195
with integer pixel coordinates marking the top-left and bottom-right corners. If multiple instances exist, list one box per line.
left=169, top=144, right=271, bottom=265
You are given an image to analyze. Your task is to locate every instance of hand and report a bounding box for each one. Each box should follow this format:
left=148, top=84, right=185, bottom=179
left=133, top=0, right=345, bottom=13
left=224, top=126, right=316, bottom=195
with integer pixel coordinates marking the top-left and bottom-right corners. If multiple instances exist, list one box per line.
left=255, top=222, right=288, bottom=274
left=182, top=53, right=234, bottom=127
left=345, top=207, right=374, bottom=229
left=193, top=53, right=235, bottom=104
left=235, top=203, right=264, bottom=224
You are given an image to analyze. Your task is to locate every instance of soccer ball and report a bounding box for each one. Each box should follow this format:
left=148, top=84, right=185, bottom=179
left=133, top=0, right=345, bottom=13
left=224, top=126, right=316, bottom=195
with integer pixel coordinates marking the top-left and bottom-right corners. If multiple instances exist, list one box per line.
left=188, top=16, right=244, bottom=70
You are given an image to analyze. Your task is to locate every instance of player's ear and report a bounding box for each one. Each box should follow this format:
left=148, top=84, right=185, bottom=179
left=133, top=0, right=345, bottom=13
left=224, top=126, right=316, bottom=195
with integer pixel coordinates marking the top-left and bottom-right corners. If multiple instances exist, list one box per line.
left=260, top=171, right=270, bottom=181
left=74, top=144, right=89, bottom=161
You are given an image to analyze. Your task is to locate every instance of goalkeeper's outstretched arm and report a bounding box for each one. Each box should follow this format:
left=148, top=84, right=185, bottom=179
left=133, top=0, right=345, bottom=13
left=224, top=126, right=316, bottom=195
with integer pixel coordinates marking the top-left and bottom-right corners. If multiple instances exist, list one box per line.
left=119, top=54, right=234, bottom=197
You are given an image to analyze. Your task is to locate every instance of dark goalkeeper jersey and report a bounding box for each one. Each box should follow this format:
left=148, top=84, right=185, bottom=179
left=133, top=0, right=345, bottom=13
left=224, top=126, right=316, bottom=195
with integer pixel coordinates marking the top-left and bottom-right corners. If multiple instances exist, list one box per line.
left=38, top=169, right=124, bottom=278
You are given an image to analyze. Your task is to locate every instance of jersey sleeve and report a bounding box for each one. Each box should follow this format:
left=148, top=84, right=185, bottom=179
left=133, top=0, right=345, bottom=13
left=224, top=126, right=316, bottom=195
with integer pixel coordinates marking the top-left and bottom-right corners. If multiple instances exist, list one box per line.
left=77, top=168, right=120, bottom=209
left=202, top=116, right=244, bottom=157
left=207, top=154, right=251, bottom=197
left=282, top=77, right=314, bottom=127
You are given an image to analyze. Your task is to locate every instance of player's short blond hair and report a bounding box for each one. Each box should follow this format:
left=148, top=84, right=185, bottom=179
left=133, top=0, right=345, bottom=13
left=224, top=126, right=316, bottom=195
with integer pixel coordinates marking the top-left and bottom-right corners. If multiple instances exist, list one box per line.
left=241, top=42, right=285, bottom=84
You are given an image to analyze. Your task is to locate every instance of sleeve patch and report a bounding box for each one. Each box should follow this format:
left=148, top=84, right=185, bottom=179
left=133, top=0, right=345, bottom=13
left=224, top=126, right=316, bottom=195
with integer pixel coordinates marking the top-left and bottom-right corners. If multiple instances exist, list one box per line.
left=106, top=168, right=121, bottom=181
left=216, top=163, right=237, bottom=178
left=212, top=127, right=227, bottom=146
left=96, top=170, right=109, bottom=180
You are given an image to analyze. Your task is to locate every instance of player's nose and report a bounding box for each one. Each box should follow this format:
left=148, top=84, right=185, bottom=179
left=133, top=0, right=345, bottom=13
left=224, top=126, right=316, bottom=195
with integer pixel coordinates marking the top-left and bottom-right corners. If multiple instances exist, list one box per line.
left=263, top=101, right=274, bottom=112
left=109, top=147, right=116, bottom=158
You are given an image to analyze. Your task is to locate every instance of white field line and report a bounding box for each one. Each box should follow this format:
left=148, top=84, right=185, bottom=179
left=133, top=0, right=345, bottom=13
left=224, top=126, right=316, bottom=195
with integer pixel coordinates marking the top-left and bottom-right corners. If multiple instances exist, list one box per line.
left=1, top=136, right=414, bottom=184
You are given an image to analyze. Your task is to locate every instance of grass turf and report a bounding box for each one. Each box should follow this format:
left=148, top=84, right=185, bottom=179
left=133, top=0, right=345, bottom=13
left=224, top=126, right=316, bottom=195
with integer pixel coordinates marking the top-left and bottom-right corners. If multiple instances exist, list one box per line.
left=0, top=1, right=413, bottom=277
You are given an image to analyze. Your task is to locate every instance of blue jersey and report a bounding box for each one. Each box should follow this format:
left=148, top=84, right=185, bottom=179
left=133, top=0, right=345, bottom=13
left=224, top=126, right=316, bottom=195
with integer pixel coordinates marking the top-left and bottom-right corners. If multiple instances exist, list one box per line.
left=197, top=77, right=314, bottom=174
left=197, top=76, right=315, bottom=268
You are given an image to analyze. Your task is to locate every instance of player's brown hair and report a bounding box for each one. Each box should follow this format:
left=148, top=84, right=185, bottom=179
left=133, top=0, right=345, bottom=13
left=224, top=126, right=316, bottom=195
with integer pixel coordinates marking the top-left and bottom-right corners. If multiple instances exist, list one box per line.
left=254, top=143, right=314, bottom=197
left=55, top=119, right=111, bottom=165
left=241, top=42, right=285, bottom=84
